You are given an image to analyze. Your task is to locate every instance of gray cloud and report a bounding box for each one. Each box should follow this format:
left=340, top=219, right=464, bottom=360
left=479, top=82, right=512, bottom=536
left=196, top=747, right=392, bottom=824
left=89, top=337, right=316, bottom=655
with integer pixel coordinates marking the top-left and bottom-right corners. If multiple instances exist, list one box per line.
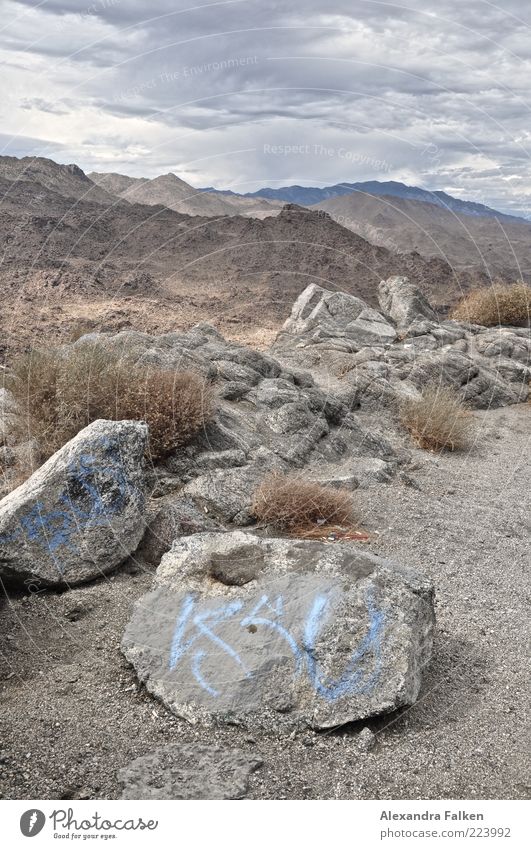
left=1, top=0, right=531, bottom=213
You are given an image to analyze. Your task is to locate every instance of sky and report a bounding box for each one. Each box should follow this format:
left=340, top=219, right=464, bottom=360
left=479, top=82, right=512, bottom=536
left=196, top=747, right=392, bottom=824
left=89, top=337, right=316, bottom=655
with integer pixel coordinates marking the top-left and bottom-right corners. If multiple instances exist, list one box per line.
left=1, top=0, right=531, bottom=215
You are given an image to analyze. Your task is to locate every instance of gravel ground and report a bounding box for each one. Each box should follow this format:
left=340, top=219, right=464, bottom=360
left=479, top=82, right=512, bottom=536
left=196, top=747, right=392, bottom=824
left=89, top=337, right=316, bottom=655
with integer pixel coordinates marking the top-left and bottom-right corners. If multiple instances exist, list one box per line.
left=0, top=404, right=529, bottom=800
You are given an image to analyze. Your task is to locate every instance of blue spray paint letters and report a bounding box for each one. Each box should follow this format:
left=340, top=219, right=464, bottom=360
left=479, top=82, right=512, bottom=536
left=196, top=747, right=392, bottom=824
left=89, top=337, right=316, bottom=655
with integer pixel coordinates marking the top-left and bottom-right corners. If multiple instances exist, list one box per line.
left=168, top=587, right=385, bottom=702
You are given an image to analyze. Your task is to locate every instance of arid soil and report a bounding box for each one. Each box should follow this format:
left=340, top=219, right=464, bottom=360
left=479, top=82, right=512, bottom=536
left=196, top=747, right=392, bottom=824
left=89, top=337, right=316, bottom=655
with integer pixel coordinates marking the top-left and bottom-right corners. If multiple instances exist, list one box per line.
left=0, top=404, right=528, bottom=800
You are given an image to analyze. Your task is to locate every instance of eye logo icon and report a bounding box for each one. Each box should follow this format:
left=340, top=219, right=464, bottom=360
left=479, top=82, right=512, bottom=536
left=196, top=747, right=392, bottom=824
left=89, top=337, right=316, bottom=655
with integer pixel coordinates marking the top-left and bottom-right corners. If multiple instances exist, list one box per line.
left=20, top=810, right=46, bottom=837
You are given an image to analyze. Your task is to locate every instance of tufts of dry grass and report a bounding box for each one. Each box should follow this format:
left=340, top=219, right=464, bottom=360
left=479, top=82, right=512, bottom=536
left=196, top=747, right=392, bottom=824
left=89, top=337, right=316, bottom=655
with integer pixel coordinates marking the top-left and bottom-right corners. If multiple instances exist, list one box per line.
left=251, top=472, right=355, bottom=532
left=399, top=385, right=474, bottom=452
left=5, top=343, right=213, bottom=463
left=450, top=283, right=531, bottom=327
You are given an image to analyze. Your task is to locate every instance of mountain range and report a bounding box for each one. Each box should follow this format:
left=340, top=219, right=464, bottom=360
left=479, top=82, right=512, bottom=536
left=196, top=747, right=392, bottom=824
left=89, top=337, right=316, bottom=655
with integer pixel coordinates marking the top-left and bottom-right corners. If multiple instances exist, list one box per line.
left=0, top=154, right=488, bottom=358
left=201, top=179, right=522, bottom=221
left=85, top=166, right=531, bottom=277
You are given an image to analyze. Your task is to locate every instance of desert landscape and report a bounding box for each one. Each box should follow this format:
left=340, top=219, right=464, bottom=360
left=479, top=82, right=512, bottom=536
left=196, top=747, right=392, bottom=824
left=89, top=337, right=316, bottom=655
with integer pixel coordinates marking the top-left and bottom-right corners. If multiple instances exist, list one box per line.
left=0, top=159, right=529, bottom=798
left=0, top=0, right=529, bottom=821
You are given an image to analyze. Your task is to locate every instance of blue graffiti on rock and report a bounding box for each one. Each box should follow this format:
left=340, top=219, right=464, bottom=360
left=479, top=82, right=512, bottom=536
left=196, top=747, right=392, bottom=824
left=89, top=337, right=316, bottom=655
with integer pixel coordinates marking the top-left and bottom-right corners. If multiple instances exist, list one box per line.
left=0, top=436, right=142, bottom=573
left=168, top=587, right=384, bottom=702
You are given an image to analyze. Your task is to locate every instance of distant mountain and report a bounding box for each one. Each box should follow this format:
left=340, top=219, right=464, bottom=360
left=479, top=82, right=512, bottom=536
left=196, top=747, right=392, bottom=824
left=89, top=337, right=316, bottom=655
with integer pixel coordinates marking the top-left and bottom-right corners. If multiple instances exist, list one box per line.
left=203, top=180, right=521, bottom=221
left=0, top=155, right=114, bottom=205
left=89, top=171, right=282, bottom=218
left=0, top=156, right=488, bottom=355
left=313, top=192, right=531, bottom=278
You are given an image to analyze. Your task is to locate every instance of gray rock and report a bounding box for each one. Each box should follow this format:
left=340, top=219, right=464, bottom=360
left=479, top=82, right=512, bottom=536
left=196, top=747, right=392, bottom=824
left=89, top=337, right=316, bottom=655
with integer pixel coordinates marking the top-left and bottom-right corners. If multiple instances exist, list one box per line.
left=278, top=283, right=397, bottom=350
left=182, top=465, right=267, bottom=524
left=356, top=726, right=376, bottom=752
left=354, top=458, right=395, bottom=488
left=378, top=276, right=439, bottom=328
left=474, top=327, right=531, bottom=365
left=0, top=388, right=16, bottom=446
left=138, top=496, right=223, bottom=566
left=122, top=531, right=435, bottom=731
left=0, top=420, right=147, bottom=586
left=195, top=449, right=247, bottom=470
left=118, top=743, right=262, bottom=800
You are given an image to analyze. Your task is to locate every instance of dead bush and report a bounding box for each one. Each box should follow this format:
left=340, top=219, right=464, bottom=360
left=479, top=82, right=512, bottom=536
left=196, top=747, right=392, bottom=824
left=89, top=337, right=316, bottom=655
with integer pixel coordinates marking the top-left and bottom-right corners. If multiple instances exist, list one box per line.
left=5, top=344, right=213, bottom=462
left=112, top=368, right=213, bottom=460
left=251, top=472, right=355, bottom=531
left=399, top=385, right=474, bottom=451
left=450, top=283, right=531, bottom=327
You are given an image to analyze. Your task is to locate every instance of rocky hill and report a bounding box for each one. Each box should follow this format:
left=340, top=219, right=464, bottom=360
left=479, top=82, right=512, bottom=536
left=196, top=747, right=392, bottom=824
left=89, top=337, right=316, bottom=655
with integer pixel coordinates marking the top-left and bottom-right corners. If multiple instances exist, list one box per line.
left=89, top=170, right=283, bottom=218
left=0, top=155, right=114, bottom=206
left=215, top=178, right=521, bottom=220
left=312, top=192, right=531, bottom=278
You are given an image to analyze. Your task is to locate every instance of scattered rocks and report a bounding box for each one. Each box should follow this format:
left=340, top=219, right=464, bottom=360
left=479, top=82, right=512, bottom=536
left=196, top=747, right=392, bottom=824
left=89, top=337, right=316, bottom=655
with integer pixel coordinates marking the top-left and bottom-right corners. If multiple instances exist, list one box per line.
left=122, top=531, right=435, bottom=731
left=118, top=743, right=262, bottom=800
left=0, top=420, right=148, bottom=586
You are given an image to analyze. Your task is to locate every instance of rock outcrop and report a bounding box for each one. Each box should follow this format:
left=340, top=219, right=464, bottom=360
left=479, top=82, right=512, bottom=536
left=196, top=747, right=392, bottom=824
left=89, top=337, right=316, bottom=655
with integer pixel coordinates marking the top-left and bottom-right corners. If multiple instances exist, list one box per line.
left=272, top=277, right=530, bottom=410
left=122, top=531, right=435, bottom=731
left=0, top=420, right=147, bottom=586
left=277, top=282, right=397, bottom=351
left=70, top=324, right=400, bottom=542
left=378, top=275, right=439, bottom=328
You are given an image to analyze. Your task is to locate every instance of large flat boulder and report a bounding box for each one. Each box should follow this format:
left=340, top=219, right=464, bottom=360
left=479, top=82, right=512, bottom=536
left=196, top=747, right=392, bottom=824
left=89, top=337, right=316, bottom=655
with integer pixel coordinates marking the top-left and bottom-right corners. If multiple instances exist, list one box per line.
left=0, top=420, right=148, bottom=587
left=122, top=531, right=434, bottom=731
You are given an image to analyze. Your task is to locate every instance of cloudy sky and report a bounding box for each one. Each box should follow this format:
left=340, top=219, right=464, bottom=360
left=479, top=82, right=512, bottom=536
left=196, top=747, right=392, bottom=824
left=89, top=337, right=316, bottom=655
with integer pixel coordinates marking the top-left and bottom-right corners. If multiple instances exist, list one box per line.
left=1, top=0, right=530, bottom=214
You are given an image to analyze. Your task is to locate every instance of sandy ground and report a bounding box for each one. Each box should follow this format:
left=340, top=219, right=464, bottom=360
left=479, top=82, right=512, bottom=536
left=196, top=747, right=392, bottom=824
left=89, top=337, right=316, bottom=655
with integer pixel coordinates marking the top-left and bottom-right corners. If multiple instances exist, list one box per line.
left=0, top=404, right=529, bottom=800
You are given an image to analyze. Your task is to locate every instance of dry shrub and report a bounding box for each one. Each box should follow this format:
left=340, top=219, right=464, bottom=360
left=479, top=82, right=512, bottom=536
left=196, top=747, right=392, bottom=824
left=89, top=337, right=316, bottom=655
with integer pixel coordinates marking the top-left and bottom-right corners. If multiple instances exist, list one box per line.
left=6, top=343, right=213, bottom=462
left=399, top=385, right=473, bottom=451
left=450, top=283, right=531, bottom=327
left=251, top=472, right=355, bottom=531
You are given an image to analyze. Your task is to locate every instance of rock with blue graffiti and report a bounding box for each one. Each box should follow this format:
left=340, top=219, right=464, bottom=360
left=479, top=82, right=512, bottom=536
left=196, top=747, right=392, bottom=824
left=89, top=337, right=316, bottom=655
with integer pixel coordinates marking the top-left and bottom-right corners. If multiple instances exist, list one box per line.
left=0, top=419, right=148, bottom=587
left=122, top=531, right=435, bottom=731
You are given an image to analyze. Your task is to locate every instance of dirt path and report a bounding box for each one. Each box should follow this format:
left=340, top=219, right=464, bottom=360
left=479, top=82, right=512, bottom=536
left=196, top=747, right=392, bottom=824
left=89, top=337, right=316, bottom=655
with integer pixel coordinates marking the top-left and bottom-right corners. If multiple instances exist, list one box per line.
left=0, top=404, right=529, bottom=800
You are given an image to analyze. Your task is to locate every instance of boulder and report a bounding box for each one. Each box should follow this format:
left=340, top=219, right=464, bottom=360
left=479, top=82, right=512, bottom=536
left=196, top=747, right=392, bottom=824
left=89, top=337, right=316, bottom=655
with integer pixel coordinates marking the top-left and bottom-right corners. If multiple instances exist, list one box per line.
left=277, top=283, right=397, bottom=350
left=0, top=420, right=147, bottom=586
left=378, top=276, right=439, bottom=328
left=122, top=531, right=434, bottom=731
left=118, top=743, right=262, bottom=800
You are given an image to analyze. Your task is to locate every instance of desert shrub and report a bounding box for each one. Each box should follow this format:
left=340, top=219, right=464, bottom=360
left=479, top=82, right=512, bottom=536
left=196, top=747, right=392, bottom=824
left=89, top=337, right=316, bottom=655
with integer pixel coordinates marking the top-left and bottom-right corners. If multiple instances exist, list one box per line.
left=251, top=472, right=355, bottom=531
left=5, top=344, right=213, bottom=462
left=450, top=283, right=531, bottom=327
left=399, top=385, right=473, bottom=451
left=111, top=368, right=213, bottom=459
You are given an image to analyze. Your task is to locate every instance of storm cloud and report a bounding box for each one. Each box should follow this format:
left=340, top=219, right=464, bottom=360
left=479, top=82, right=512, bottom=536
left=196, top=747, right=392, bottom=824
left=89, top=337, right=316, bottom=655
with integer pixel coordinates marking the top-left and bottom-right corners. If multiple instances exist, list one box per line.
left=1, top=0, right=530, bottom=214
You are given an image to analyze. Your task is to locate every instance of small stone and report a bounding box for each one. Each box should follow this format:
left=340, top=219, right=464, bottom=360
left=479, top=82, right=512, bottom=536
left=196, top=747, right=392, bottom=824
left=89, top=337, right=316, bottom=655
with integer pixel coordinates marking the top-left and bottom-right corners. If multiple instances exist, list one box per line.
left=356, top=727, right=376, bottom=752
